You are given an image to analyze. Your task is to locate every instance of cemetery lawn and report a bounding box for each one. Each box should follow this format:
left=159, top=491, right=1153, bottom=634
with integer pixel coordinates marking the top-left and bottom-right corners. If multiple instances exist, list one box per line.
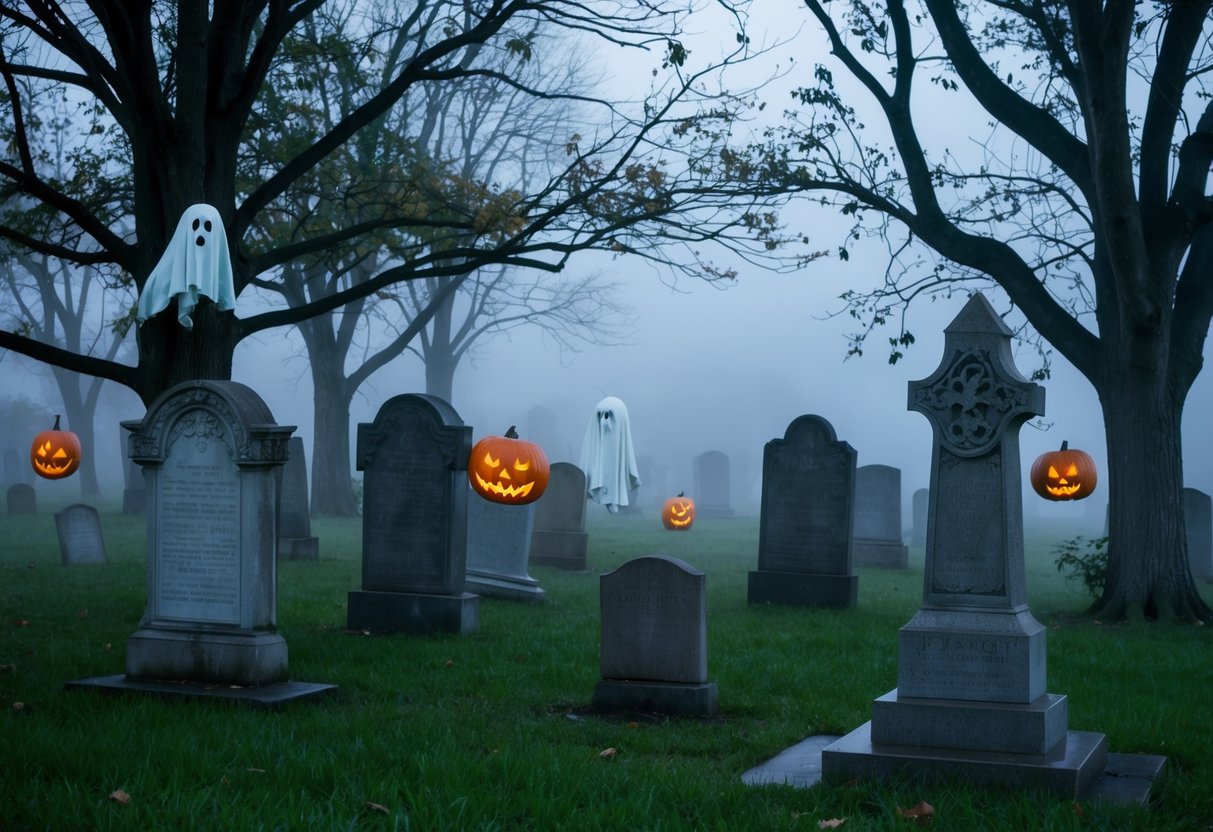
left=3, top=509, right=1212, bottom=831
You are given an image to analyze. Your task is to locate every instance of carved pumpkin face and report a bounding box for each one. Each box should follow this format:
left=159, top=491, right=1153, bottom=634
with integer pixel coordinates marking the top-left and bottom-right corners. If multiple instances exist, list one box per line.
left=468, top=427, right=550, bottom=505
left=1030, top=441, right=1097, bottom=501
left=662, top=493, right=696, bottom=530
left=30, top=415, right=82, bottom=480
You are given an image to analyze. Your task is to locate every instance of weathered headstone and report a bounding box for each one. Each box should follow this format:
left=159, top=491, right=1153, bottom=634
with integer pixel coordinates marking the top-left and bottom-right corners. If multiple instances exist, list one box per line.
left=3, top=447, right=22, bottom=486
left=852, top=465, right=908, bottom=568
left=693, top=450, right=733, bottom=518
left=277, top=437, right=318, bottom=561
left=348, top=394, right=478, bottom=634
left=466, top=490, right=545, bottom=602
left=64, top=380, right=341, bottom=707
left=529, top=462, right=588, bottom=570
left=1185, top=488, right=1213, bottom=581
left=911, top=488, right=929, bottom=547
left=7, top=483, right=35, bottom=515
left=592, top=555, right=718, bottom=716
left=822, top=293, right=1124, bottom=798
left=55, top=503, right=107, bottom=566
left=748, top=415, right=858, bottom=608
left=120, top=423, right=146, bottom=515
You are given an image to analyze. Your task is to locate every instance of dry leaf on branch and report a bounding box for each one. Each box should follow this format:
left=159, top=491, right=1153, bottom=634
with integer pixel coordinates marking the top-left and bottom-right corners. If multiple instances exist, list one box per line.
left=108, top=789, right=131, bottom=805
left=365, top=801, right=389, bottom=814
left=598, top=747, right=618, bottom=758
left=818, top=818, right=847, bottom=829
left=896, top=801, right=934, bottom=826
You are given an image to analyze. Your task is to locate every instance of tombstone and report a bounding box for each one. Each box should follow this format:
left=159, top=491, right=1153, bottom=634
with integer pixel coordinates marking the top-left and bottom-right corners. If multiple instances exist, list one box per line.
left=592, top=555, right=718, bottom=716
left=55, top=503, right=107, bottom=566
left=65, top=380, right=334, bottom=703
left=748, top=415, right=858, bottom=608
left=348, top=394, right=478, bottom=635
left=822, top=293, right=1137, bottom=799
left=529, top=462, right=589, bottom=570
left=120, top=423, right=146, bottom=515
left=1186, top=488, right=1213, bottom=580
left=277, top=437, right=318, bottom=561
left=692, top=450, right=733, bottom=518
left=911, top=488, right=929, bottom=547
left=852, top=465, right=909, bottom=568
left=465, top=490, right=545, bottom=602
left=3, top=447, right=22, bottom=486
left=7, top=483, right=35, bottom=515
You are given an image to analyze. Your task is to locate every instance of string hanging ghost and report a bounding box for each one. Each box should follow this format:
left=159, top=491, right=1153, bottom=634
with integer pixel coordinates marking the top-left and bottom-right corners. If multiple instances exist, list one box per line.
left=579, top=396, right=641, bottom=513
left=136, top=204, right=237, bottom=329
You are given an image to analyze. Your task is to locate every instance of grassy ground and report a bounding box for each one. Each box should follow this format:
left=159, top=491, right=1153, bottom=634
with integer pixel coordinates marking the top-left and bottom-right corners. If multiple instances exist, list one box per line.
left=2, top=506, right=1211, bottom=831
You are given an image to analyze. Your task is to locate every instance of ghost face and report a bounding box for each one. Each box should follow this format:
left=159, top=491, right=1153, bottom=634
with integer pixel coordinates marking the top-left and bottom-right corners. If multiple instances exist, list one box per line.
left=191, top=213, right=215, bottom=248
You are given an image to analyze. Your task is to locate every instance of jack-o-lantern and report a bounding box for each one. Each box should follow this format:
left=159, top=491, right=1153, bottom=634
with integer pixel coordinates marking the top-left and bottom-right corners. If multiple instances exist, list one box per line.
left=662, top=492, right=696, bottom=530
left=30, top=415, right=82, bottom=480
left=1030, top=441, right=1097, bottom=501
left=468, top=426, right=550, bottom=505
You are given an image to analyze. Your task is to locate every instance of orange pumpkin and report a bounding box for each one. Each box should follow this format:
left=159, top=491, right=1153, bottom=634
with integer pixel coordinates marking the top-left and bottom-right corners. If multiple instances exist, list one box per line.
left=30, top=415, right=82, bottom=480
left=662, top=492, right=696, bottom=530
left=468, top=426, right=550, bottom=505
left=1030, top=441, right=1097, bottom=501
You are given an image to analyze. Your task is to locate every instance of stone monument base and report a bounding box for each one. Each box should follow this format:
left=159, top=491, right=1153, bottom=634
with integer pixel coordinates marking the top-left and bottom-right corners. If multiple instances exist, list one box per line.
left=530, top=530, right=588, bottom=570
left=125, top=626, right=288, bottom=687
left=66, top=674, right=335, bottom=707
left=870, top=689, right=1067, bottom=754
left=853, top=539, right=908, bottom=568
left=347, top=589, right=479, bottom=635
left=592, top=679, right=718, bottom=717
left=822, top=721, right=1108, bottom=798
left=278, top=536, right=319, bottom=561
left=747, top=570, right=857, bottom=608
left=466, top=569, right=546, bottom=603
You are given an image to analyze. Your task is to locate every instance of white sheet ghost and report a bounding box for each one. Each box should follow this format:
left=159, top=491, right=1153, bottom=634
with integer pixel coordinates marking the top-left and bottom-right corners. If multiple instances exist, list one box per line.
left=579, top=396, right=641, bottom=513
left=136, top=204, right=237, bottom=330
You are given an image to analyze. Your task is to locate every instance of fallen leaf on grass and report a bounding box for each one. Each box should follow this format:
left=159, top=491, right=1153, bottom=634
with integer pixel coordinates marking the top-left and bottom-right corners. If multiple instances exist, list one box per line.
left=103, top=643, right=112, bottom=652
left=12, top=620, right=29, bottom=627
left=0, top=664, right=15, bottom=674
left=598, top=747, right=618, bottom=758
left=445, top=659, right=454, bottom=667
left=245, top=767, right=266, bottom=773
left=627, top=721, right=638, bottom=729
left=818, top=819, right=847, bottom=829
left=12, top=701, right=24, bottom=712
left=77, top=609, right=89, bottom=619
left=108, top=789, right=131, bottom=805
left=896, top=801, right=934, bottom=826
left=365, top=802, right=389, bottom=815
left=1072, top=802, right=1084, bottom=817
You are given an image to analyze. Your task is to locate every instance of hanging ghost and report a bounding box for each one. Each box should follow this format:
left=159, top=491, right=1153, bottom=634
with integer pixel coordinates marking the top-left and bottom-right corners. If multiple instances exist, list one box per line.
left=579, top=396, right=641, bottom=513
left=136, top=204, right=237, bottom=329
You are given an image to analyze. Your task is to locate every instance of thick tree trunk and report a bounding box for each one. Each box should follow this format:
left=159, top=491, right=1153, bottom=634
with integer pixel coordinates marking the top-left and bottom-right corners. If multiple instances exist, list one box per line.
left=308, top=343, right=359, bottom=518
left=1092, top=374, right=1211, bottom=622
left=424, top=348, right=456, bottom=405
left=50, top=368, right=100, bottom=499
left=134, top=299, right=238, bottom=406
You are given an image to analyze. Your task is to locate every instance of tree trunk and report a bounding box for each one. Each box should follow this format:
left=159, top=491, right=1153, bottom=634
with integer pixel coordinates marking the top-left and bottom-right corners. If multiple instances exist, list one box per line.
left=307, top=335, right=359, bottom=518
left=50, top=368, right=101, bottom=499
left=423, top=288, right=458, bottom=405
left=1092, top=372, right=1212, bottom=622
left=134, top=299, right=239, bottom=406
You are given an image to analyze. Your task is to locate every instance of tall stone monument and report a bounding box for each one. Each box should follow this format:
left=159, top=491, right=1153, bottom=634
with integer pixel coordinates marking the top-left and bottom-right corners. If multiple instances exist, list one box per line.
left=68, top=381, right=334, bottom=703
left=748, top=415, right=858, bottom=608
left=529, top=462, right=589, bottom=570
left=348, top=394, right=478, bottom=634
left=852, top=465, right=908, bottom=568
left=822, top=293, right=1129, bottom=798
left=692, top=450, right=734, bottom=518
left=277, top=437, right=318, bottom=561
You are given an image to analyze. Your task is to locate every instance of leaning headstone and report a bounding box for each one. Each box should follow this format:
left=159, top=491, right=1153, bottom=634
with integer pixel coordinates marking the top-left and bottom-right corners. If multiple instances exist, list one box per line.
left=748, top=415, right=857, bottom=608
left=1185, top=488, right=1213, bottom=581
left=466, top=491, right=545, bottom=602
left=693, top=450, right=733, bottom=518
left=7, top=483, right=35, bottom=515
left=120, top=423, right=146, bottom=515
left=55, top=503, right=107, bottom=566
left=67, top=380, right=334, bottom=704
left=822, top=293, right=1137, bottom=798
left=277, top=437, right=318, bottom=561
left=911, top=488, right=929, bottom=547
left=530, top=462, right=588, bottom=570
left=3, top=447, right=21, bottom=486
left=348, top=394, right=478, bottom=635
left=852, top=465, right=908, bottom=568
left=592, top=555, right=718, bottom=716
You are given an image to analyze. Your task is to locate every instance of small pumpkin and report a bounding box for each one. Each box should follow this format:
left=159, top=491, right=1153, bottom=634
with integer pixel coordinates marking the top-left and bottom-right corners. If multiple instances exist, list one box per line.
left=30, top=415, right=82, bottom=480
left=468, top=426, right=550, bottom=505
left=1030, top=440, right=1097, bottom=501
left=662, top=492, right=696, bottom=530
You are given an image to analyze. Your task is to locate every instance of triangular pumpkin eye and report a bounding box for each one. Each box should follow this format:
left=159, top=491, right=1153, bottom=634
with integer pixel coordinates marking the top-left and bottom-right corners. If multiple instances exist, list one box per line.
left=1065, top=464, right=1078, bottom=476
left=1047, top=465, right=1059, bottom=478
left=513, top=460, right=530, bottom=472
left=482, top=452, right=500, bottom=467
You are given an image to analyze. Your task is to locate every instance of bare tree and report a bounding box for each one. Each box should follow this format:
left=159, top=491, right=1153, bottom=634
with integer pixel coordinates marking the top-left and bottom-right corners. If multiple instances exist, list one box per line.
left=748, top=0, right=1213, bottom=620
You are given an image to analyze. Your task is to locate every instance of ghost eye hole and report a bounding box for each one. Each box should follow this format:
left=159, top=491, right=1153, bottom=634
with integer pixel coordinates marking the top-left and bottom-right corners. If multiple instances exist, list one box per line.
left=204, top=220, right=213, bottom=232
left=192, top=218, right=200, bottom=231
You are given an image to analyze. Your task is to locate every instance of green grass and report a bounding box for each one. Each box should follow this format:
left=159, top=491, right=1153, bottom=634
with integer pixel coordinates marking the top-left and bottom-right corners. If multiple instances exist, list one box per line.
left=2, top=510, right=1211, bottom=831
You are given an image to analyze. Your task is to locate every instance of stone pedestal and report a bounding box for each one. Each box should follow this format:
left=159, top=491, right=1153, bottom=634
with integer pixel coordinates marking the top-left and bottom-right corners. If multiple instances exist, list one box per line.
left=592, top=680, right=718, bottom=716
left=347, top=589, right=479, bottom=635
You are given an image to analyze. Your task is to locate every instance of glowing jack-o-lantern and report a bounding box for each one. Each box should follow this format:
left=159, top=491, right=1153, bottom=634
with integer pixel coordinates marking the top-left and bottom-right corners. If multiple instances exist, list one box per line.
left=468, top=426, right=550, bottom=505
left=662, top=492, right=696, bottom=530
left=30, top=415, right=82, bottom=480
left=1030, top=441, right=1097, bottom=501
